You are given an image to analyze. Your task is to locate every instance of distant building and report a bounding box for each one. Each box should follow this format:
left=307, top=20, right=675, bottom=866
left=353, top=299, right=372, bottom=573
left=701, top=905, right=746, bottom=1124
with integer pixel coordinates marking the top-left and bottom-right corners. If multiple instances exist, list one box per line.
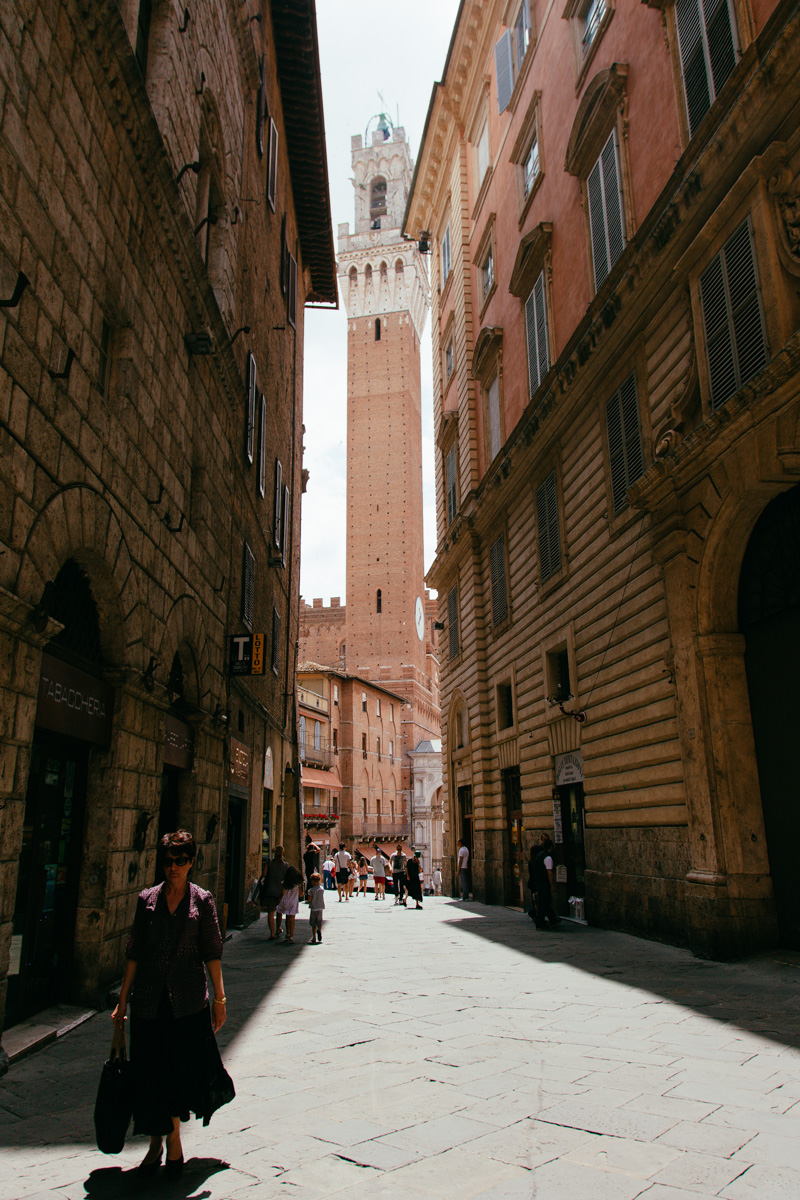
left=300, top=115, right=441, bottom=845
left=407, top=740, right=444, bottom=887
left=0, top=0, right=335, bottom=1051
left=405, top=0, right=800, bottom=955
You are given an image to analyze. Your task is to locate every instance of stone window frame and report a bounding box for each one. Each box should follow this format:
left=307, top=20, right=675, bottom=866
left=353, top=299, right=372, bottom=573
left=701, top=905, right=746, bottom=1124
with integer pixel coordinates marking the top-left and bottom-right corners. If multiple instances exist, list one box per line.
left=468, top=83, right=493, bottom=221
left=494, top=0, right=537, bottom=116
left=487, top=526, right=512, bottom=635
left=475, top=213, right=498, bottom=322
left=531, top=453, right=569, bottom=596
left=439, top=213, right=453, bottom=298
left=441, top=310, right=457, bottom=403
left=510, top=91, right=544, bottom=229
left=509, top=222, right=554, bottom=403
left=540, top=623, right=580, bottom=723
left=493, top=664, right=518, bottom=742
left=564, top=65, right=634, bottom=297
left=472, top=325, right=505, bottom=474
left=562, top=0, right=615, bottom=92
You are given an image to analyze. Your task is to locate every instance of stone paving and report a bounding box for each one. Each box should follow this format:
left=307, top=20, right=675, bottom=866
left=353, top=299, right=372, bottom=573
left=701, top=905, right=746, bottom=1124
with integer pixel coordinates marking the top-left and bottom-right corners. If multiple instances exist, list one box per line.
left=1, top=895, right=800, bottom=1199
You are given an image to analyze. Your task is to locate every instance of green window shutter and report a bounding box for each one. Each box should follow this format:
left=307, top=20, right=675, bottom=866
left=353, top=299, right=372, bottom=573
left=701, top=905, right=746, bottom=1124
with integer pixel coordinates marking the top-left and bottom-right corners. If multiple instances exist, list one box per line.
left=700, top=217, right=767, bottom=410
left=489, top=535, right=508, bottom=625
left=536, top=471, right=561, bottom=583
left=525, top=270, right=549, bottom=397
left=448, top=585, right=459, bottom=660
left=494, top=31, right=514, bottom=114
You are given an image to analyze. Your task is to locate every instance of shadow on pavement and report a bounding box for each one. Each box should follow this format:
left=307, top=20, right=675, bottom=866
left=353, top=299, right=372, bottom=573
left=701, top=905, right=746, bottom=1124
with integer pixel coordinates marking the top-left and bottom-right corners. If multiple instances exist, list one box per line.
left=84, top=1156, right=229, bottom=1197
left=444, top=901, right=800, bottom=1052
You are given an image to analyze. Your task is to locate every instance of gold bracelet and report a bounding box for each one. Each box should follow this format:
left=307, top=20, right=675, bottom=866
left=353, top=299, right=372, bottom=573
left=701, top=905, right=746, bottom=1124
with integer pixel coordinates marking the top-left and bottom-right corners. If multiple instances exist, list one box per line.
left=212, top=996, right=226, bottom=1005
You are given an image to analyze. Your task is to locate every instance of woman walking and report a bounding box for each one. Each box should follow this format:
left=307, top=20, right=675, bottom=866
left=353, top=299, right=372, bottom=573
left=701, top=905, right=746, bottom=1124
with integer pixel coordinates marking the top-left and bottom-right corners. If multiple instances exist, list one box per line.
left=112, top=829, right=234, bottom=1177
left=259, top=845, right=288, bottom=938
left=405, top=853, right=424, bottom=909
left=357, top=856, right=369, bottom=898
left=275, top=862, right=303, bottom=943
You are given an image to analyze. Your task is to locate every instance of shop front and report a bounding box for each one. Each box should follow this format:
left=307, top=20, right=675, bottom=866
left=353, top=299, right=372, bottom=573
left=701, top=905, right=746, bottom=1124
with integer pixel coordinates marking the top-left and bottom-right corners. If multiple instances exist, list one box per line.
left=7, top=653, right=114, bottom=1026
left=552, top=751, right=586, bottom=921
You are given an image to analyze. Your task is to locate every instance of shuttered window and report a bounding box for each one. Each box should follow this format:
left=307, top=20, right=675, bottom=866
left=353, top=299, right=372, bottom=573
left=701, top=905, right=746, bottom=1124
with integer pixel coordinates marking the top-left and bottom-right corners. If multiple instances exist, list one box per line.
left=441, top=223, right=452, bottom=285
left=267, top=117, right=278, bottom=210
left=446, top=443, right=458, bottom=526
left=288, top=253, right=297, bottom=327
left=587, top=129, right=625, bottom=292
left=605, top=373, right=645, bottom=516
left=281, top=484, right=289, bottom=562
left=272, top=607, right=280, bottom=674
left=256, top=57, right=266, bottom=157
left=524, top=270, right=549, bottom=398
left=489, top=535, right=508, bottom=625
left=699, top=217, right=767, bottom=410
left=246, top=352, right=257, bottom=464
left=273, top=459, right=282, bottom=546
left=257, top=394, right=267, bottom=498
left=487, top=376, right=501, bottom=462
left=495, top=30, right=514, bottom=113
left=242, top=542, right=255, bottom=630
left=536, top=471, right=562, bottom=583
left=448, top=585, right=460, bottom=659
left=476, top=121, right=490, bottom=186
left=675, top=0, right=737, bottom=138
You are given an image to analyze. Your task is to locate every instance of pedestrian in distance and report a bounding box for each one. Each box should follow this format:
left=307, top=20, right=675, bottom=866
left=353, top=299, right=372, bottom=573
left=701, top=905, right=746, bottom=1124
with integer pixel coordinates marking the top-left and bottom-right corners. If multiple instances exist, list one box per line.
left=259, top=845, right=288, bottom=938
left=303, top=836, right=320, bottom=902
left=322, top=853, right=335, bottom=890
left=347, top=857, right=358, bottom=899
left=391, top=844, right=407, bottom=906
left=111, top=829, right=234, bottom=1178
left=307, top=871, right=325, bottom=943
left=532, top=834, right=561, bottom=930
left=275, top=861, right=304, bottom=943
left=458, top=838, right=470, bottom=901
left=433, top=866, right=442, bottom=896
left=357, top=856, right=369, bottom=897
left=370, top=846, right=387, bottom=900
left=333, top=845, right=352, bottom=901
left=405, top=852, right=424, bottom=909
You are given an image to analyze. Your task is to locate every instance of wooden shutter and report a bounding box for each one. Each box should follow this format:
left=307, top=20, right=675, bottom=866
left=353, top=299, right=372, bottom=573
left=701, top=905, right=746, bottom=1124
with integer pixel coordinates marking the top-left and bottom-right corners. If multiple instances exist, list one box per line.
left=495, top=31, right=514, bottom=114
left=242, top=542, right=255, bottom=630
left=704, top=0, right=737, bottom=98
left=676, top=0, right=736, bottom=136
left=605, top=373, right=644, bottom=516
left=488, top=377, right=501, bottom=462
left=273, top=459, right=282, bottom=545
left=587, top=160, right=609, bottom=291
left=700, top=218, right=767, bottom=410
left=489, top=535, right=508, bottom=625
left=446, top=444, right=457, bottom=525
left=601, top=131, right=625, bottom=271
left=272, top=607, right=280, bottom=673
left=246, top=353, right=257, bottom=463
left=525, top=270, right=549, bottom=397
left=267, top=117, right=278, bottom=210
left=536, top=471, right=561, bottom=582
left=448, top=585, right=460, bottom=660
left=257, top=394, right=266, bottom=497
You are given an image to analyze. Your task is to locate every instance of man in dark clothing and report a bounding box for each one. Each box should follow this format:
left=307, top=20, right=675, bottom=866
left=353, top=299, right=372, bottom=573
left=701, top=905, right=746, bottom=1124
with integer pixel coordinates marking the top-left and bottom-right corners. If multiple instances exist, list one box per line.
left=303, top=837, right=320, bottom=900
left=531, top=835, right=560, bottom=929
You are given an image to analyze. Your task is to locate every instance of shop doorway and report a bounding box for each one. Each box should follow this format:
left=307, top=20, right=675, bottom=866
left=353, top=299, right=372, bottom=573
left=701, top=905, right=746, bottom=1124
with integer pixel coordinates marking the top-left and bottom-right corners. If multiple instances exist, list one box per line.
left=502, top=767, right=524, bottom=906
left=553, top=783, right=586, bottom=918
left=739, top=483, right=800, bottom=947
left=7, top=733, right=89, bottom=1026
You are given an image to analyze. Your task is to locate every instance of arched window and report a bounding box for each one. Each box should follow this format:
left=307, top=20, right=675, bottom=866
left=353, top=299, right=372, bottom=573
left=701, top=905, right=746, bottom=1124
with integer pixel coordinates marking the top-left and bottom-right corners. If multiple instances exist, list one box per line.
left=375, top=319, right=381, bottom=341
left=377, top=588, right=382, bottom=612
left=395, top=258, right=404, bottom=275
left=380, top=260, right=388, bottom=280
left=48, top=558, right=103, bottom=667
left=365, top=263, right=373, bottom=285
left=370, top=176, right=387, bottom=216
left=349, top=265, right=357, bottom=288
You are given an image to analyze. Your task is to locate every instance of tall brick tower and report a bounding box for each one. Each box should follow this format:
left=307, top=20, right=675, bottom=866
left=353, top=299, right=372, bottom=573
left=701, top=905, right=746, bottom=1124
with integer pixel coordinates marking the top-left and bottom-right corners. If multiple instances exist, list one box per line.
left=337, top=115, right=439, bottom=771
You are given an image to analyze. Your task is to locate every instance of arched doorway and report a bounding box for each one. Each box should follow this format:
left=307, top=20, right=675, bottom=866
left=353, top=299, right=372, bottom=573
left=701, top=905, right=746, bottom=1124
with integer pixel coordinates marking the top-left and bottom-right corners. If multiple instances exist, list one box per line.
left=739, top=483, right=800, bottom=947
left=9, top=560, right=115, bottom=1024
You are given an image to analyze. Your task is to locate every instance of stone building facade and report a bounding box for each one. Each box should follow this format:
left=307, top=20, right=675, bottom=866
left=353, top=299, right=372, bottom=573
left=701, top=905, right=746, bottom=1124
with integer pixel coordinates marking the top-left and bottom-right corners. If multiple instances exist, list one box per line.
left=299, top=118, right=442, bottom=841
left=405, top=0, right=800, bottom=955
left=0, top=0, right=335, bottom=1048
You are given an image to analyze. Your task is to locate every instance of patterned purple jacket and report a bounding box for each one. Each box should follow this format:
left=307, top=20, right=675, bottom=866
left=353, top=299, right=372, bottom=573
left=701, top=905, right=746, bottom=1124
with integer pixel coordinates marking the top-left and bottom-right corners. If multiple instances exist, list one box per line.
left=125, top=881, right=223, bottom=1020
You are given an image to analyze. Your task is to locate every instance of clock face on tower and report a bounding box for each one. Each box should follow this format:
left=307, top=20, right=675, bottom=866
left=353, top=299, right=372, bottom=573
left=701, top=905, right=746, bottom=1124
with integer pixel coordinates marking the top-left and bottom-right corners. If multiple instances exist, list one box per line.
left=415, top=596, right=425, bottom=642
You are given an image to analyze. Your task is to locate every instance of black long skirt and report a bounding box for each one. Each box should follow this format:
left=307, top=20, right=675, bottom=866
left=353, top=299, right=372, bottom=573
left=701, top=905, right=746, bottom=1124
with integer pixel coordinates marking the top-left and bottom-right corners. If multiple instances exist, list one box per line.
left=130, top=995, right=235, bottom=1136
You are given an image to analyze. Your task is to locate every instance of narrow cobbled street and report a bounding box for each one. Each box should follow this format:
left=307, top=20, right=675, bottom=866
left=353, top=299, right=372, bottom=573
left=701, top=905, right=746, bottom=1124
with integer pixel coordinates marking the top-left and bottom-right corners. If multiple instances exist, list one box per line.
left=2, top=898, right=799, bottom=1200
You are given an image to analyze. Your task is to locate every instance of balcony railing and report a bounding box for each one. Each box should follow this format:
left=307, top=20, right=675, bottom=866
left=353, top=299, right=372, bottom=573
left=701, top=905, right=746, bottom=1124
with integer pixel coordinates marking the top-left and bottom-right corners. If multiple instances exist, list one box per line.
left=300, top=740, right=334, bottom=769
left=351, top=819, right=411, bottom=841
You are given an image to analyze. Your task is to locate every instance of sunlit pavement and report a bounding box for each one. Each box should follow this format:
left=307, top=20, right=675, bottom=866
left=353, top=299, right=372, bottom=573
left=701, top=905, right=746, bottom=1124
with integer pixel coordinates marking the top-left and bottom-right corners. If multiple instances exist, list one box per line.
left=2, top=896, right=800, bottom=1199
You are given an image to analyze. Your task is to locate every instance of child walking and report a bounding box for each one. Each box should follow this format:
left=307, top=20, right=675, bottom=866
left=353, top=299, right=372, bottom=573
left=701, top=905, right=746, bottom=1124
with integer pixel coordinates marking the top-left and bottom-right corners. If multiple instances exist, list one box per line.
left=308, top=871, right=325, bottom=943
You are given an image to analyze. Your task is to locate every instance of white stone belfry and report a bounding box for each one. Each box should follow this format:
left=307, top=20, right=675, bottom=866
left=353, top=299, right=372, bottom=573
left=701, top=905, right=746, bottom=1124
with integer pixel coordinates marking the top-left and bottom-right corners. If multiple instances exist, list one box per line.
left=337, top=122, right=429, bottom=340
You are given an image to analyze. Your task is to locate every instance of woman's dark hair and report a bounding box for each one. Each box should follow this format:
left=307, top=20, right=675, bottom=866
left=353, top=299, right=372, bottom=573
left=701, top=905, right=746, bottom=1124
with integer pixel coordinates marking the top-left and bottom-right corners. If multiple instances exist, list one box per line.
left=160, top=829, right=197, bottom=859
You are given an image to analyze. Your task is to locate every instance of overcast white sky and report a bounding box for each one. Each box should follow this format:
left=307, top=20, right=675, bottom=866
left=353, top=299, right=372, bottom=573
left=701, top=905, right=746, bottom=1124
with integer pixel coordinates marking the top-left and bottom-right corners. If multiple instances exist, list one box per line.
left=299, top=0, right=461, bottom=605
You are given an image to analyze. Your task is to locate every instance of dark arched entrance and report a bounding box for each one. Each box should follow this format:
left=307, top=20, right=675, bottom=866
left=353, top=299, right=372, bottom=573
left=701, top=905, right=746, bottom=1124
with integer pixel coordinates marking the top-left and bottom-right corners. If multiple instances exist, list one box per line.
left=739, top=483, right=800, bottom=947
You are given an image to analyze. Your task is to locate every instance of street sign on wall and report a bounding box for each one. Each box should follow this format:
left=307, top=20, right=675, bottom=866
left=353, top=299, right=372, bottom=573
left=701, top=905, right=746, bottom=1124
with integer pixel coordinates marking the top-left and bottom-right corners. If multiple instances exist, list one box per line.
left=228, top=634, right=265, bottom=676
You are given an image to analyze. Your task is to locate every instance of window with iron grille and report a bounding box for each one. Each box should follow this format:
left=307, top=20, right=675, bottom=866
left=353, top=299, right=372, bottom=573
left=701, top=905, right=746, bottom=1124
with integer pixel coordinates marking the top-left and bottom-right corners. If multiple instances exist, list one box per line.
left=445, top=443, right=458, bottom=526
left=524, top=270, right=549, bottom=398
left=587, top=129, right=625, bottom=292
left=699, top=217, right=767, bottom=410
left=258, top=394, right=267, bottom=498
left=675, top=0, right=738, bottom=138
left=605, top=373, right=644, bottom=516
left=273, top=460, right=282, bottom=546
left=448, top=585, right=460, bottom=659
left=536, top=471, right=562, bottom=583
left=271, top=606, right=280, bottom=674
left=489, top=535, right=508, bottom=625
left=246, top=352, right=257, bottom=464
left=242, top=543, right=255, bottom=631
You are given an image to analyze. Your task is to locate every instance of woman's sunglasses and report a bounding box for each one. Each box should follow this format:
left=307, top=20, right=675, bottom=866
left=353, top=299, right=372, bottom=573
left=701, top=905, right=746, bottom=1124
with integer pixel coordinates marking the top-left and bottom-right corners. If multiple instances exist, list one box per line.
left=164, top=855, right=191, bottom=867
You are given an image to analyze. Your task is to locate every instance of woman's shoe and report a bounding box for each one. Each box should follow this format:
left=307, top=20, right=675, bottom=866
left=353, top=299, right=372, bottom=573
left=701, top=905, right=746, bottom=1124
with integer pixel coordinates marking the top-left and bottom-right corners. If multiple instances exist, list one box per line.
left=137, top=1147, right=163, bottom=1177
left=164, top=1153, right=184, bottom=1177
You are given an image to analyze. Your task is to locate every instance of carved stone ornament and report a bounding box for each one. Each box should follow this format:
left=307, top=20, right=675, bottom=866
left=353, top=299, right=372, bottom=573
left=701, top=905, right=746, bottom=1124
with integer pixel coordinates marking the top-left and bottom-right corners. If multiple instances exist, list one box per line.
left=769, top=164, right=800, bottom=277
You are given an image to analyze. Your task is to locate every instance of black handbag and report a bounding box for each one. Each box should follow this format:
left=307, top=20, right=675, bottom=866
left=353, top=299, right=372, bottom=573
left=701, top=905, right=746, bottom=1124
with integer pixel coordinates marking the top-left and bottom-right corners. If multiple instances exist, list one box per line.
left=94, top=1024, right=134, bottom=1154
